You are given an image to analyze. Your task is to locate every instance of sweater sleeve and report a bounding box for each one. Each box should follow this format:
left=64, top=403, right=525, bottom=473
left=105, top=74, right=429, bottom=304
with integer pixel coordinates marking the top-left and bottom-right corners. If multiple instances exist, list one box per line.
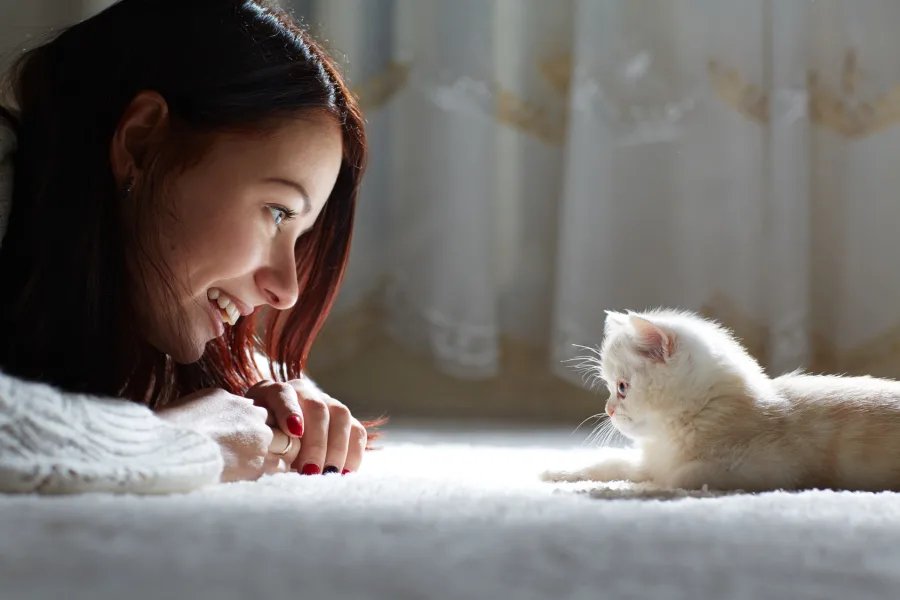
left=0, top=371, right=224, bottom=494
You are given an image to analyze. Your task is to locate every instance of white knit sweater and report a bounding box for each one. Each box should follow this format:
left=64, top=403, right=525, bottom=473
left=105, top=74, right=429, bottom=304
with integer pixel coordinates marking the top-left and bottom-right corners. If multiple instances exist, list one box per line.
left=0, top=118, right=223, bottom=494
left=0, top=371, right=223, bottom=493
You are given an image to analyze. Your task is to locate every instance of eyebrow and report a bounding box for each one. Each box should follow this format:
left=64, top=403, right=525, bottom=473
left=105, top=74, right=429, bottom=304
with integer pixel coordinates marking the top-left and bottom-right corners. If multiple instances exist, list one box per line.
left=264, top=177, right=312, bottom=215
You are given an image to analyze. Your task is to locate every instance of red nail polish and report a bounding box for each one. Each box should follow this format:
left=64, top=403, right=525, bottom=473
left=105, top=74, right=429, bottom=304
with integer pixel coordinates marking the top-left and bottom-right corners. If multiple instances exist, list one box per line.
left=341, top=469, right=350, bottom=475
left=286, top=415, right=304, bottom=437
left=301, top=463, right=321, bottom=476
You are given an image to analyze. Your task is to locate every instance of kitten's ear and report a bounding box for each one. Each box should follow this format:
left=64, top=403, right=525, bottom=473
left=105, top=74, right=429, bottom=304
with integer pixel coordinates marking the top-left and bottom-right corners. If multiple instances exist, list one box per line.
left=628, top=315, right=676, bottom=363
left=604, top=310, right=628, bottom=333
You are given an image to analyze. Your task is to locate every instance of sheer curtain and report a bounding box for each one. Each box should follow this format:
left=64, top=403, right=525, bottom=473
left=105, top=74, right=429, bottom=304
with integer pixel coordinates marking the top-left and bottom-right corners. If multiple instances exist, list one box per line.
left=7, top=1, right=900, bottom=419
left=295, top=0, right=900, bottom=419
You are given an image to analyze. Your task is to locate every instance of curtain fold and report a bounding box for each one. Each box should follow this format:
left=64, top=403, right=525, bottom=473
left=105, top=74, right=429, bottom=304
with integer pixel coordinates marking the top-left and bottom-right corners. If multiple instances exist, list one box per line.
left=301, top=0, right=900, bottom=400
left=9, top=1, right=900, bottom=419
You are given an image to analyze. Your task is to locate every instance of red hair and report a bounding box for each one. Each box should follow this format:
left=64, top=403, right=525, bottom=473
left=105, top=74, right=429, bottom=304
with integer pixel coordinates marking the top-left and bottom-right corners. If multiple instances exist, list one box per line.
left=0, top=0, right=385, bottom=438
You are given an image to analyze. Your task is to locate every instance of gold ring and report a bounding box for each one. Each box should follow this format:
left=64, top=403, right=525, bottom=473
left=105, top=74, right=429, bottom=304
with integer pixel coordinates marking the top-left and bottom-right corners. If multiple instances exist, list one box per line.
left=272, top=433, right=293, bottom=456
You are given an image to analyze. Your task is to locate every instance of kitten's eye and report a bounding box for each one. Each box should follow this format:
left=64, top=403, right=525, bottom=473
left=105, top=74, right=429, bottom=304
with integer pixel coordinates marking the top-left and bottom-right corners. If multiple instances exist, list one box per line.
left=617, top=381, right=628, bottom=398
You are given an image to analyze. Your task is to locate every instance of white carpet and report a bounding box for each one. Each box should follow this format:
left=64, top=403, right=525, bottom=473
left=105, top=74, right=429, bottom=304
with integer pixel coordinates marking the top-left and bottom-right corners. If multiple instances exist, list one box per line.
left=2, top=421, right=898, bottom=600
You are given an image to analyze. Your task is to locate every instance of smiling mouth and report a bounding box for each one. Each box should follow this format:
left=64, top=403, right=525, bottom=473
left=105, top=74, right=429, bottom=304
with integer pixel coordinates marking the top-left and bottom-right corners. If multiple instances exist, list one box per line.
left=207, top=288, right=241, bottom=326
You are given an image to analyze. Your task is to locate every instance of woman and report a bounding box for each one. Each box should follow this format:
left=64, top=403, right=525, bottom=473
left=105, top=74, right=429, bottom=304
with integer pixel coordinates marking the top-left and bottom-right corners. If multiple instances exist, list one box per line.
left=0, top=0, right=379, bottom=491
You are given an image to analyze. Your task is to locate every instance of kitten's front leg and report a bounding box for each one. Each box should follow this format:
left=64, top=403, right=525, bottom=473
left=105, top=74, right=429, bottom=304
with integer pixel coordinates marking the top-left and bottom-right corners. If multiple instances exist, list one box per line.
left=541, top=455, right=648, bottom=484
left=664, top=460, right=744, bottom=491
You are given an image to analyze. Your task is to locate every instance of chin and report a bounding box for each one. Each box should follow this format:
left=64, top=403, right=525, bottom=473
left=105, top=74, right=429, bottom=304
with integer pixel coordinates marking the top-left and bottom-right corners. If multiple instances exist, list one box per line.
left=165, top=334, right=208, bottom=365
left=176, top=344, right=207, bottom=364
left=611, top=416, right=646, bottom=440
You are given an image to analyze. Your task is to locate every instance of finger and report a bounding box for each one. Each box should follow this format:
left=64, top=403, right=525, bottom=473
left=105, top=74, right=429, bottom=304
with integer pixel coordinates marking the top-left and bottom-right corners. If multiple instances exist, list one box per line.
left=261, top=452, right=291, bottom=476
left=292, top=395, right=329, bottom=475
left=268, top=428, right=293, bottom=456
left=322, top=403, right=352, bottom=474
left=248, top=423, right=275, bottom=480
left=342, top=419, right=368, bottom=474
left=284, top=435, right=301, bottom=465
left=265, top=428, right=303, bottom=466
left=261, top=428, right=297, bottom=476
left=246, top=381, right=305, bottom=439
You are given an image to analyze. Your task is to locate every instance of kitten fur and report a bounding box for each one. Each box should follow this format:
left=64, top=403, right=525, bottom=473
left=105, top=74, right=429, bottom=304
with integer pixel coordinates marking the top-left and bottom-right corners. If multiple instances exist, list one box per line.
left=542, top=309, right=900, bottom=492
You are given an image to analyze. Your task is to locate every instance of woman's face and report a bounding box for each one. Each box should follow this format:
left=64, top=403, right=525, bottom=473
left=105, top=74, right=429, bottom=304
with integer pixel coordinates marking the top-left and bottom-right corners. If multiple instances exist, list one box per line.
left=135, top=115, right=343, bottom=363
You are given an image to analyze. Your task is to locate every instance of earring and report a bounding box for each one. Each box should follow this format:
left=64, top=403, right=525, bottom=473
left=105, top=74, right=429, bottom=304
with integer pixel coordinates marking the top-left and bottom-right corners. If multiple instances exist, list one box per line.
left=122, top=176, right=135, bottom=199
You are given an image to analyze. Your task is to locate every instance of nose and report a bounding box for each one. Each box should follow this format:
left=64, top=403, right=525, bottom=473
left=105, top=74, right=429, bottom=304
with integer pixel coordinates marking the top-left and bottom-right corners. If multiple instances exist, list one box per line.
left=255, top=246, right=299, bottom=310
left=605, top=402, right=616, bottom=417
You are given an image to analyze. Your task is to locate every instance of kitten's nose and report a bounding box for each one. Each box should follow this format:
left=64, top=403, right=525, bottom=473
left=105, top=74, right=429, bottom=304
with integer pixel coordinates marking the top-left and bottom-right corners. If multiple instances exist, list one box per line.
left=606, top=404, right=616, bottom=417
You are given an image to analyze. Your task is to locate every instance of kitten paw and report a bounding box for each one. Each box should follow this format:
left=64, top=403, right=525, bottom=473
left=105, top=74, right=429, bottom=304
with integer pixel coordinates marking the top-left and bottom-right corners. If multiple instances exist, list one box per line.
left=540, top=469, right=588, bottom=483
left=541, top=457, right=646, bottom=484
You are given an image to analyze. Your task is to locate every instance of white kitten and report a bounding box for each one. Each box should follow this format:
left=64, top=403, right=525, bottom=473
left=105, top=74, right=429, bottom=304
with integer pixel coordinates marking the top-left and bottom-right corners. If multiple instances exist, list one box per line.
left=542, top=309, right=900, bottom=492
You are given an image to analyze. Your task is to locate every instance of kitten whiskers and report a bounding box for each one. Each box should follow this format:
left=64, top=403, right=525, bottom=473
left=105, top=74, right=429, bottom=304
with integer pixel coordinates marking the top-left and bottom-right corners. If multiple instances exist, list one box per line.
left=563, top=344, right=605, bottom=391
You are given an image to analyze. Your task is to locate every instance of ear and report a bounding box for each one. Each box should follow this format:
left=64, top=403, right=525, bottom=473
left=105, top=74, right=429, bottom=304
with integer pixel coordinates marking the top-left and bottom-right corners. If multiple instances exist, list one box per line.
left=604, top=310, right=628, bottom=333
left=109, top=91, right=170, bottom=189
left=628, top=314, right=676, bottom=363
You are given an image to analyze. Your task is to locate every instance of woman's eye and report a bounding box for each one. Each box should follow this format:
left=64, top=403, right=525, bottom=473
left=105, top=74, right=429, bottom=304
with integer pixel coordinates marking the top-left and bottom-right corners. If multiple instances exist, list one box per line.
left=617, top=381, right=628, bottom=397
left=267, top=204, right=298, bottom=228
left=268, top=206, right=288, bottom=226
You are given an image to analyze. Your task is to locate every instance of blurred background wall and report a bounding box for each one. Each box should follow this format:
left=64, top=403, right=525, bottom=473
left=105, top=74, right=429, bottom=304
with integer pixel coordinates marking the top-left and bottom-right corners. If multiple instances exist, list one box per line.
left=5, top=0, right=900, bottom=425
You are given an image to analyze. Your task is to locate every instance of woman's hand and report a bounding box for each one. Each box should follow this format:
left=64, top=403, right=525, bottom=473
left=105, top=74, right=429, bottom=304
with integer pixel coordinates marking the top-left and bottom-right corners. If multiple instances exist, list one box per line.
left=158, top=388, right=299, bottom=482
left=245, top=377, right=367, bottom=476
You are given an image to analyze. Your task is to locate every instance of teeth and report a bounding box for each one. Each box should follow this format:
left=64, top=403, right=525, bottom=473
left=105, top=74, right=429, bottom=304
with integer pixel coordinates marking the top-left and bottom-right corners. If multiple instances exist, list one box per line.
left=208, top=287, right=240, bottom=326
left=226, top=304, right=239, bottom=322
